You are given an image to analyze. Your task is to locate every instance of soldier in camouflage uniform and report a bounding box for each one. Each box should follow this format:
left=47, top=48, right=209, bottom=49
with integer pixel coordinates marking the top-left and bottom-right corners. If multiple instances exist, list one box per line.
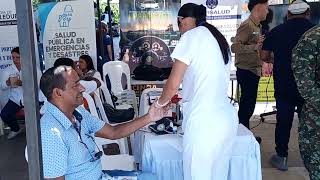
left=292, top=25, right=320, bottom=180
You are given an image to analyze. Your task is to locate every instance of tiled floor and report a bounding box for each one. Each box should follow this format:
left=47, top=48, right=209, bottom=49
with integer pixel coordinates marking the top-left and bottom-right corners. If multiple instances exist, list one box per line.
left=0, top=112, right=310, bottom=180
left=251, top=114, right=310, bottom=180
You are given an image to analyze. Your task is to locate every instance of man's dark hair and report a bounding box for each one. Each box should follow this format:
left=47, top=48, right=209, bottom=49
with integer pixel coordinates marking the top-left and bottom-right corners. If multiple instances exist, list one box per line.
left=53, top=58, right=75, bottom=68
left=248, top=0, right=268, bottom=12
left=11, top=47, right=19, bottom=54
left=40, top=66, right=71, bottom=100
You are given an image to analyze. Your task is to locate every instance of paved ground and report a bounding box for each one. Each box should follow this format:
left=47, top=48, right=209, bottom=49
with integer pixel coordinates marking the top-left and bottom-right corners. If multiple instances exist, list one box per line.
left=0, top=104, right=310, bottom=180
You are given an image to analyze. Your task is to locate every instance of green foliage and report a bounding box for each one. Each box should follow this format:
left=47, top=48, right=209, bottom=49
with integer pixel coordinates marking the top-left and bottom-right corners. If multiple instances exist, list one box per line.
left=100, top=2, right=120, bottom=24
left=32, top=0, right=40, bottom=6
left=111, top=4, right=119, bottom=24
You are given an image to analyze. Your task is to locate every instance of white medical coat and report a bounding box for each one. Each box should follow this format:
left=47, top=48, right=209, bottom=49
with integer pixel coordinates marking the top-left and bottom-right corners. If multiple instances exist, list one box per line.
left=171, top=26, right=238, bottom=180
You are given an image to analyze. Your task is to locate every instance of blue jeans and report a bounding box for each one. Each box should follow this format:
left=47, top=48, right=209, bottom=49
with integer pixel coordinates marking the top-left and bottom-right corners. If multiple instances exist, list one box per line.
left=0, top=100, right=23, bottom=132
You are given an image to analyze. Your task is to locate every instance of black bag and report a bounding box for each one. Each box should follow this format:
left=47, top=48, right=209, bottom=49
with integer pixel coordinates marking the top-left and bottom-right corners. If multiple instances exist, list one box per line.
left=133, top=50, right=171, bottom=81
left=133, top=64, right=166, bottom=81
left=103, top=103, right=135, bottom=123
left=102, top=88, right=135, bottom=124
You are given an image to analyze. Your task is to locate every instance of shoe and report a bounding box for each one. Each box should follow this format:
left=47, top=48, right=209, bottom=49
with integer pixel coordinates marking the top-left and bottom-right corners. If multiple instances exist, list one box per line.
left=255, top=136, right=262, bottom=144
left=7, top=129, right=22, bottom=140
left=270, top=154, right=288, bottom=171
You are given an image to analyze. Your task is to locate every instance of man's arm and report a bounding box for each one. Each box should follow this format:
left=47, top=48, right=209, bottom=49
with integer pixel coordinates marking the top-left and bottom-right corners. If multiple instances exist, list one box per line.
left=107, top=44, right=113, bottom=61
left=292, top=34, right=320, bottom=112
left=95, top=104, right=169, bottom=140
left=231, top=22, right=257, bottom=54
left=260, top=50, right=273, bottom=76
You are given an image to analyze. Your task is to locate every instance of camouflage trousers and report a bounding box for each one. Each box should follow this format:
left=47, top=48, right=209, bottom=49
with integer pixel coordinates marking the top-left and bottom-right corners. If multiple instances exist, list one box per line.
left=298, top=112, right=320, bottom=180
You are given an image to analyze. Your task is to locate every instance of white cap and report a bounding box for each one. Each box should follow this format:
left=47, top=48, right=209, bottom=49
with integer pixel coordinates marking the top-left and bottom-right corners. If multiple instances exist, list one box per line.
left=288, top=0, right=310, bottom=15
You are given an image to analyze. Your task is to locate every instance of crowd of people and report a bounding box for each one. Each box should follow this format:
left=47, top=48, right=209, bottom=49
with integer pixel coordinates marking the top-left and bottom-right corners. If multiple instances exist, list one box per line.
left=0, top=0, right=319, bottom=180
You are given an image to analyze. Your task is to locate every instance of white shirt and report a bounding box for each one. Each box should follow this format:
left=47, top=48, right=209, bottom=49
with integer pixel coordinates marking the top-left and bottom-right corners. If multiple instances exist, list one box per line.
left=0, top=65, right=23, bottom=106
left=171, top=26, right=231, bottom=130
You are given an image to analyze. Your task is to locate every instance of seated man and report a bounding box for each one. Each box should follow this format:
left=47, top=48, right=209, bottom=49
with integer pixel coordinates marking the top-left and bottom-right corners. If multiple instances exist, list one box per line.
left=40, top=58, right=101, bottom=114
left=0, top=47, right=24, bottom=139
left=53, top=57, right=102, bottom=91
left=39, top=65, right=168, bottom=180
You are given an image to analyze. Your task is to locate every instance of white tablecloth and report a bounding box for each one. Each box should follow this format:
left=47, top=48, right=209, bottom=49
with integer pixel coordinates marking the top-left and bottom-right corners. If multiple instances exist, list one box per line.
left=134, top=124, right=261, bottom=180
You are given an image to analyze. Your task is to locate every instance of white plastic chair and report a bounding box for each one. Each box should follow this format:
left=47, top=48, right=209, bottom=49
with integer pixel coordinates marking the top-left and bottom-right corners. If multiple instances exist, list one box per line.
left=92, top=90, right=109, bottom=123
left=102, top=61, right=131, bottom=93
left=25, top=146, right=28, bottom=162
left=139, top=88, right=163, bottom=116
left=98, top=83, right=114, bottom=106
left=0, top=117, right=4, bottom=136
left=95, top=137, right=135, bottom=171
left=102, top=61, right=138, bottom=117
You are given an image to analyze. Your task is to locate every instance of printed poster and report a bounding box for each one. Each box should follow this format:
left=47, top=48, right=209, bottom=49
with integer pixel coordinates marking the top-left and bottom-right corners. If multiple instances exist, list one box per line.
left=38, top=0, right=97, bottom=69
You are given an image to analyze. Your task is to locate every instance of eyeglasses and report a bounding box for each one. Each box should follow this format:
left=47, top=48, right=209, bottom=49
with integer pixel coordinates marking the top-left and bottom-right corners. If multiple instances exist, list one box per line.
left=73, top=111, right=103, bottom=162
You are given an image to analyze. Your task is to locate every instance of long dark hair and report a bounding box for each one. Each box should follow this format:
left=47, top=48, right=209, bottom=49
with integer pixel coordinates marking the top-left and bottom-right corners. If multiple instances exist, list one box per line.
left=79, top=54, right=95, bottom=71
left=196, top=4, right=230, bottom=64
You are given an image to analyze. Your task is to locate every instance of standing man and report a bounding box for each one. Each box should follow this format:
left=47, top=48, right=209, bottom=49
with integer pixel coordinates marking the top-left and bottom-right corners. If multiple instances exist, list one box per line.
left=40, top=65, right=168, bottom=180
left=0, top=47, right=24, bottom=139
left=292, top=25, right=320, bottom=180
left=260, top=0, right=314, bottom=171
left=231, top=0, right=269, bottom=142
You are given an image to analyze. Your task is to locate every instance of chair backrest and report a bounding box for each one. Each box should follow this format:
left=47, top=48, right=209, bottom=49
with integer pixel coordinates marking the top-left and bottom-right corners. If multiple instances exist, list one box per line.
left=102, top=61, right=131, bottom=93
left=95, top=137, right=128, bottom=154
left=139, top=88, right=163, bottom=117
left=25, top=146, right=28, bottom=162
left=92, top=90, right=109, bottom=123
left=98, top=83, right=114, bottom=106
left=95, top=136, right=135, bottom=171
left=82, top=92, right=99, bottom=118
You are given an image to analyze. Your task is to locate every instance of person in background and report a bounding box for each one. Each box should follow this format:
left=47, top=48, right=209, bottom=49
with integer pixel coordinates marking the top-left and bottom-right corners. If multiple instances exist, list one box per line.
left=78, top=54, right=102, bottom=80
left=0, top=47, right=24, bottom=139
left=292, top=25, right=320, bottom=180
left=260, top=0, right=315, bottom=171
left=261, top=8, right=273, bottom=35
left=156, top=3, right=238, bottom=180
left=101, top=6, right=114, bottom=26
left=40, top=65, right=168, bottom=180
left=96, top=22, right=113, bottom=75
left=53, top=57, right=101, bottom=92
left=231, top=0, right=269, bottom=143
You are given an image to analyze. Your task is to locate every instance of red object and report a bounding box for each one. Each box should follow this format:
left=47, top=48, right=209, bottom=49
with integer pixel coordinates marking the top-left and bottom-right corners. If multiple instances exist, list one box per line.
left=171, top=94, right=182, bottom=104
left=15, top=109, right=25, bottom=119
left=83, top=99, right=89, bottom=110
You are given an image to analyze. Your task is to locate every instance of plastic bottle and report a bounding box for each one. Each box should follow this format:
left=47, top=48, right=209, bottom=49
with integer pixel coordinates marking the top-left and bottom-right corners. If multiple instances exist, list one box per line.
left=122, top=48, right=130, bottom=63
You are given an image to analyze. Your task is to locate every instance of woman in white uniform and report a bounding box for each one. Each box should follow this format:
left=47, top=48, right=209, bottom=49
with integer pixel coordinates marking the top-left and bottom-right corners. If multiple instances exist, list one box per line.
left=155, top=3, right=238, bottom=180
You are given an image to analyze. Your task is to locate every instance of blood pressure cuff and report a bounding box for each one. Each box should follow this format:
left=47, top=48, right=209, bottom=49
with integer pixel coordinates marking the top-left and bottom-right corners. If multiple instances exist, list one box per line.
left=149, top=117, right=175, bottom=135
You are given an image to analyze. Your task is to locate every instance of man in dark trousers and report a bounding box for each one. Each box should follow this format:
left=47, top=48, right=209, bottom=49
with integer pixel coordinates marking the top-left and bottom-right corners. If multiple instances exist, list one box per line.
left=231, top=0, right=269, bottom=143
left=260, top=0, right=315, bottom=171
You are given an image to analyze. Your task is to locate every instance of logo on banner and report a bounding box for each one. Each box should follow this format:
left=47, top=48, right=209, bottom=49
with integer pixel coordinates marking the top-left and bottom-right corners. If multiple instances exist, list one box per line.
left=58, top=5, right=73, bottom=27
left=206, top=0, right=218, bottom=9
left=0, top=10, right=17, bottom=26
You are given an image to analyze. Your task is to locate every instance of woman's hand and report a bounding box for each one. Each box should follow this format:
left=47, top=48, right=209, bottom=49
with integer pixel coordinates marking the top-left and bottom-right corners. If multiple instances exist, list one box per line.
left=147, top=103, right=171, bottom=122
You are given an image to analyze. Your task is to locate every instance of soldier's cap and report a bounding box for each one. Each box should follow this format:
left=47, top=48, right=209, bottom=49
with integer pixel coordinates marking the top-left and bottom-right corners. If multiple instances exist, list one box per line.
left=288, top=0, right=310, bottom=15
